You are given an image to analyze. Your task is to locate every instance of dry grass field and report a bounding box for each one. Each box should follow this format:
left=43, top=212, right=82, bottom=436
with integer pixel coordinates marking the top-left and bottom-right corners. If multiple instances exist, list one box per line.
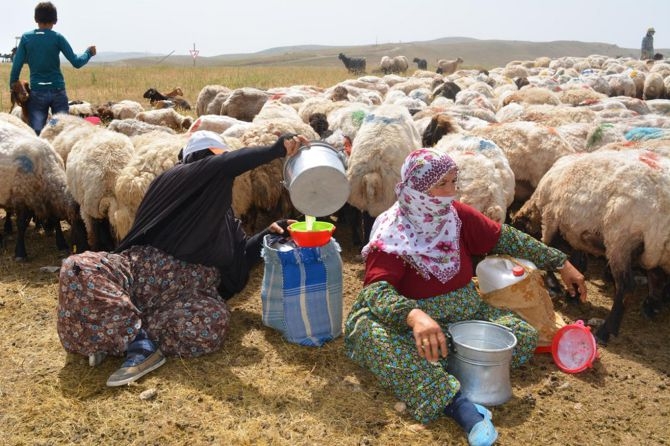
left=1, top=59, right=670, bottom=445
left=0, top=64, right=353, bottom=117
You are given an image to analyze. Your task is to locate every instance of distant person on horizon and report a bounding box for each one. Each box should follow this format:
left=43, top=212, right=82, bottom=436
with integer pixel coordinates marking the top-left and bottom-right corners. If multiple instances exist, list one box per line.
left=9, top=2, right=96, bottom=135
left=641, top=27, right=655, bottom=60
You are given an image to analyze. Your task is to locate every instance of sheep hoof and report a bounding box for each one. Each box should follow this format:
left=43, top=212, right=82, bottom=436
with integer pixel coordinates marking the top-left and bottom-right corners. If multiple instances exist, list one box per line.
left=642, top=298, right=662, bottom=319
left=594, top=326, right=610, bottom=346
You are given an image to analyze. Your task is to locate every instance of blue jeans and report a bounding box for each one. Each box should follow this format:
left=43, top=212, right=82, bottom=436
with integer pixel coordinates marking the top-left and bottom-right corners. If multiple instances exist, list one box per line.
left=27, top=88, right=69, bottom=135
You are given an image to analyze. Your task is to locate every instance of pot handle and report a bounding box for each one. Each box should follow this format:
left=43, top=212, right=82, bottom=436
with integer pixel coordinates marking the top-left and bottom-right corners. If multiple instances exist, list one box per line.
left=445, top=330, right=456, bottom=356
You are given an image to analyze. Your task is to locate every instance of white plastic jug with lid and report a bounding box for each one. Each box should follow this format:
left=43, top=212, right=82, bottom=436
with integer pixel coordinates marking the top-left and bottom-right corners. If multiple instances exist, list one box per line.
left=476, top=255, right=566, bottom=347
left=476, top=256, right=537, bottom=294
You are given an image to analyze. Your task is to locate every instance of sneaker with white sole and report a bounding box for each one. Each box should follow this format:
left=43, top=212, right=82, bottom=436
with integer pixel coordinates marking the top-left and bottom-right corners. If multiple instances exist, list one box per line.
left=106, top=349, right=166, bottom=387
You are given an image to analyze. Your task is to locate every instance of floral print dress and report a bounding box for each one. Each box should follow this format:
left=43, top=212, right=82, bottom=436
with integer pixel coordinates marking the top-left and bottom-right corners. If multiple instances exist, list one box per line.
left=57, top=245, right=231, bottom=358
left=344, top=224, right=567, bottom=424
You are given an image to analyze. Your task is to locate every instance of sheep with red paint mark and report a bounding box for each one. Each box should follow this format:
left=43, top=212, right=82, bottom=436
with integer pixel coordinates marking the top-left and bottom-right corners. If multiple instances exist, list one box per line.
left=513, top=149, right=670, bottom=343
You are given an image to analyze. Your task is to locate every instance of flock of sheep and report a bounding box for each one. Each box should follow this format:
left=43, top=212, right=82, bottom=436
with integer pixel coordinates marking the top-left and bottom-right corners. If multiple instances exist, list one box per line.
left=3, top=53, right=670, bottom=345
left=338, top=54, right=464, bottom=76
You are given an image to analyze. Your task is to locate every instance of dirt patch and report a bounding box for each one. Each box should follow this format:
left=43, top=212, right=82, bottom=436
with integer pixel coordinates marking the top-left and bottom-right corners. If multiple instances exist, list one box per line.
left=1, top=224, right=669, bottom=445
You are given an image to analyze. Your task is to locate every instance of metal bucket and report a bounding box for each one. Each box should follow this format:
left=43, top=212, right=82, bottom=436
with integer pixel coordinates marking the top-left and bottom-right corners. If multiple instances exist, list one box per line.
left=282, top=141, right=350, bottom=217
left=446, top=320, right=517, bottom=406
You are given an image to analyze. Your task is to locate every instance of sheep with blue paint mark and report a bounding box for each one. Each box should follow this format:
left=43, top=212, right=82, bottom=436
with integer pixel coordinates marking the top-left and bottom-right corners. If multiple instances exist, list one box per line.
left=0, top=120, right=81, bottom=260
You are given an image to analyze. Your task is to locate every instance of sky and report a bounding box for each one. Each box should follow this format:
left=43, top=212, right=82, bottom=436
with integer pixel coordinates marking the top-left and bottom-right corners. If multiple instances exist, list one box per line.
left=2, top=0, right=669, bottom=57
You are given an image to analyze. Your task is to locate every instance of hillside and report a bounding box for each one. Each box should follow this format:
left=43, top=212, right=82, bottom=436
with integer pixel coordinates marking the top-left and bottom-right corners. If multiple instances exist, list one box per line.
left=98, top=37, right=664, bottom=70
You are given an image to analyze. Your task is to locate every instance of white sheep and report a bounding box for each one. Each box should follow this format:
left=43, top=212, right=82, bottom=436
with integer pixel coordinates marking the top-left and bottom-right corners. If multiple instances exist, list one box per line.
left=347, top=104, right=421, bottom=218
left=107, top=118, right=177, bottom=137
left=297, top=97, right=349, bottom=124
left=253, top=100, right=302, bottom=124
left=67, top=101, right=96, bottom=118
left=39, top=113, right=97, bottom=165
left=66, top=127, right=135, bottom=250
left=0, top=121, right=80, bottom=260
left=234, top=120, right=319, bottom=230
left=513, top=149, right=670, bottom=343
left=498, top=103, right=597, bottom=127
left=469, top=121, right=576, bottom=201
left=135, top=108, right=193, bottom=132
left=380, top=55, right=409, bottom=74
left=221, top=87, right=270, bottom=122
left=606, top=73, right=637, bottom=98
left=266, top=85, right=324, bottom=105
left=195, top=84, right=231, bottom=116
left=187, top=115, right=246, bottom=134
left=337, top=77, right=390, bottom=97
left=643, top=72, right=666, bottom=100
left=326, top=103, right=374, bottom=142
left=206, top=91, right=232, bottom=115
left=434, top=134, right=515, bottom=223
left=0, top=112, right=34, bottom=135
left=112, top=131, right=190, bottom=239
left=501, top=86, right=562, bottom=108
left=110, top=100, right=145, bottom=120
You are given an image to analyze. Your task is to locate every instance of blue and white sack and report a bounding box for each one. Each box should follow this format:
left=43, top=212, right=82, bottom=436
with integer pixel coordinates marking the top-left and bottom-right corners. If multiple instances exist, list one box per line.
left=260, top=234, right=343, bottom=347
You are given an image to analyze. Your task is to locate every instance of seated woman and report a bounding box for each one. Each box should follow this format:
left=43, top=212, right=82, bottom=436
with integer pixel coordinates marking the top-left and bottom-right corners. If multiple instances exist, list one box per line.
left=57, top=131, right=309, bottom=387
left=343, top=148, right=586, bottom=446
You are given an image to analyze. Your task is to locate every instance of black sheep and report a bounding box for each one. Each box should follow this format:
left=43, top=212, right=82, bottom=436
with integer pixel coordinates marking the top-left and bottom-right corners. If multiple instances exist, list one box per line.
left=308, top=113, right=332, bottom=139
left=412, top=57, right=427, bottom=70
left=432, top=80, right=461, bottom=101
left=514, top=77, right=530, bottom=89
left=338, top=53, right=366, bottom=74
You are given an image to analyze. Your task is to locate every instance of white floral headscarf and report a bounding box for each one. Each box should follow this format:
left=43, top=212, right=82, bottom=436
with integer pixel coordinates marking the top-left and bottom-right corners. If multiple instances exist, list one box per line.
left=362, top=149, right=461, bottom=283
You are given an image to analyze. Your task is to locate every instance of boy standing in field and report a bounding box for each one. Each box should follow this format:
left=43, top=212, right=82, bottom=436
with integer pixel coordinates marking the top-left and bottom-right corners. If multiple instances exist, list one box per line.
left=9, top=2, right=97, bottom=135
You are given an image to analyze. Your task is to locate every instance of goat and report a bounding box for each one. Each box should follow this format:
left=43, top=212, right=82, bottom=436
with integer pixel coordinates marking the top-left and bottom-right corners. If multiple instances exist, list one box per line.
left=142, top=87, right=191, bottom=111
left=436, top=57, right=464, bottom=75
left=338, top=53, right=366, bottom=74
left=164, top=87, right=184, bottom=98
left=10, top=80, right=30, bottom=125
left=413, top=57, right=428, bottom=70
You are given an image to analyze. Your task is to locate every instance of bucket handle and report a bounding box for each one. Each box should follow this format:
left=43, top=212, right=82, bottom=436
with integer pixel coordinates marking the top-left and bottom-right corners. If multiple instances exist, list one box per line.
left=446, top=322, right=515, bottom=357
left=445, top=330, right=456, bottom=355
left=281, top=141, right=349, bottom=189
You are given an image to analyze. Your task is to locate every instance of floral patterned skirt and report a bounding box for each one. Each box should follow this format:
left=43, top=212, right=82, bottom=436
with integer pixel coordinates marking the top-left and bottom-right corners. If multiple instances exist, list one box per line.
left=344, top=281, right=538, bottom=424
left=56, top=245, right=230, bottom=358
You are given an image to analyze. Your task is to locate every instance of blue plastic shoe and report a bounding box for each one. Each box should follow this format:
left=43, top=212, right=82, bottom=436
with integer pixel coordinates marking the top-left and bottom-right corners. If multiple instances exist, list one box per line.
left=468, top=404, right=498, bottom=446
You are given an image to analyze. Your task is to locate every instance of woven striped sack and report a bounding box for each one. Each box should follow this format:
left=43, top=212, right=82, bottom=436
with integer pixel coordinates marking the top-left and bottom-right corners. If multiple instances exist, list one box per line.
left=260, top=235, right=343, bottom=347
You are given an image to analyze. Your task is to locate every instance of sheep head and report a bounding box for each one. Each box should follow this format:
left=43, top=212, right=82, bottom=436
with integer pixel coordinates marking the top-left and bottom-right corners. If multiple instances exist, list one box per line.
left=10, top=80, right=30, bottom=106
left=143, top=88, right=166, bottom=101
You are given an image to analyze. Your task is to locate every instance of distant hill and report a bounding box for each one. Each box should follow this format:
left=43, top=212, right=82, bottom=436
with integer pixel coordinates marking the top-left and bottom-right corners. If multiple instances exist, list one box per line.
left=94, top=37, right=666, bottom=70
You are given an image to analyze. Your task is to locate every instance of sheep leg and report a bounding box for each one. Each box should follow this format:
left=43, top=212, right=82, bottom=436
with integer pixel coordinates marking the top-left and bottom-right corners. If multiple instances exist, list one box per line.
left=340, top=204, right=363, bottom=248
left=92, top=218, right=116, bottom=252
left=362, top=211, right=375, bottom=246
left=3, top=211, right=13, bottom=235
left=14, top=208, right=32, bottom=261
left=642, top=267, right=668, bottom=318
left=596, top=266, right=634, bottom=344
left=68, top=216, right=90, bottom=254
left=49, top=217, right=69, bottom=254
left=569, top=250, right=588, bottom=275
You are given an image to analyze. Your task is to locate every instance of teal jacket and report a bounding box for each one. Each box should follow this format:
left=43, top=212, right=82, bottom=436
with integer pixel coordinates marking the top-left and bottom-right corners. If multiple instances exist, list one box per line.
left=9, top=29, right=92, bottom=90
